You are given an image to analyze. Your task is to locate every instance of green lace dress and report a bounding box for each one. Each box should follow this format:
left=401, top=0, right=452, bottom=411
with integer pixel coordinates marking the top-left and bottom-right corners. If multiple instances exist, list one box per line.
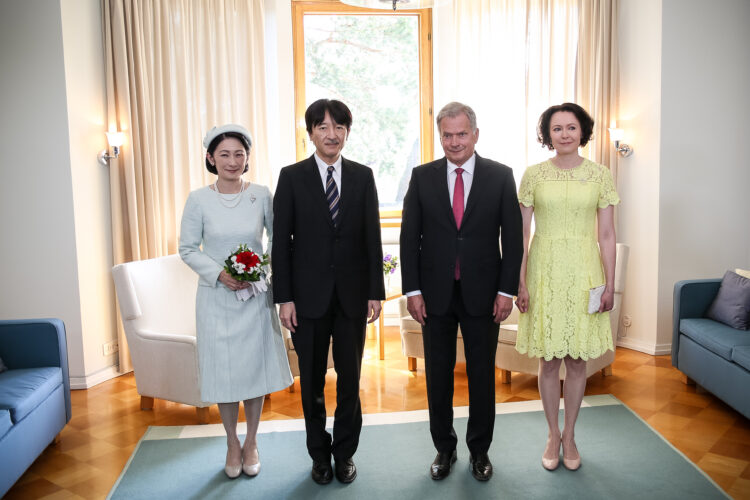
left=515, top=159, right=620, bottom=361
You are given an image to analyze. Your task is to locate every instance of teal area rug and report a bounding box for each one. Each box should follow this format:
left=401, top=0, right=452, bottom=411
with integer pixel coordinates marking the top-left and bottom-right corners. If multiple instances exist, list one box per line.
left=108, top=395, right=727, bottom=499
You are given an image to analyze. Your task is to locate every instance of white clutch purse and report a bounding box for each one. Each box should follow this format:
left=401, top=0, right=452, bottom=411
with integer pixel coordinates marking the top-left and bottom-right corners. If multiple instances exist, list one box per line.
left=588, top=285, right=606, bottom=314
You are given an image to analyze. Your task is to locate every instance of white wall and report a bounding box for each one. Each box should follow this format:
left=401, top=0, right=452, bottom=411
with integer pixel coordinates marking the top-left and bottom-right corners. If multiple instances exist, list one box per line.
left=0, top=0, right=115, bottom=387
left=61, top=0, right=117, bottom=384
left=657, top=0, right=750, bottom=345
left=0, top=0, right=84, bottom=370
left=618, top=0, right=750, bottom=354
left=616, top=0, right=664, bottom=353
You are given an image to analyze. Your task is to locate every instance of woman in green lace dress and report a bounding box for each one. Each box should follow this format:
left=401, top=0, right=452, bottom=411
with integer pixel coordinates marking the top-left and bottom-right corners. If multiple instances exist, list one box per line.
left=515, top=103, right=619, bottom=472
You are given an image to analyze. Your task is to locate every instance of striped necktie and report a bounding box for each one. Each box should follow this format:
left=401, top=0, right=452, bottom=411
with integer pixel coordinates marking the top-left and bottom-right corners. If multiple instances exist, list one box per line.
left=326, top=165, right=341, bottom=227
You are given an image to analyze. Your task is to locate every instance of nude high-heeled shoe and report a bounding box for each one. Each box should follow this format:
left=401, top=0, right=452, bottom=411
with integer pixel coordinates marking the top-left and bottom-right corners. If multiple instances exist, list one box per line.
left=242, top=447, right=261, bottom=477
left=562, top=436, right=581, bottom=471
left=542, top=434, right=561, bottom=471
left=225, top=446, right=242, bottom=479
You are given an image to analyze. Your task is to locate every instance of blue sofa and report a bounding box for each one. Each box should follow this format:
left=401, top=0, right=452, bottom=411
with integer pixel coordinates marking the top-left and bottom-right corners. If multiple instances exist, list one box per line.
left=0, top=319, right=71, bottom=496
left=672, top=279, right=750, bottom=419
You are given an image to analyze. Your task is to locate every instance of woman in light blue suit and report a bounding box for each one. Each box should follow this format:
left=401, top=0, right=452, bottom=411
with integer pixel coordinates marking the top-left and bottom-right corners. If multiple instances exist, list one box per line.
left=179, top=124, right=292, bottom=478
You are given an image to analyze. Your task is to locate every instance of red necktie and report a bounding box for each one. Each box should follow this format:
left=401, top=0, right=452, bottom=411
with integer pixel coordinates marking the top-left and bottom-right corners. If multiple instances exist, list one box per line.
left=453, top=168, right=465, bottom=280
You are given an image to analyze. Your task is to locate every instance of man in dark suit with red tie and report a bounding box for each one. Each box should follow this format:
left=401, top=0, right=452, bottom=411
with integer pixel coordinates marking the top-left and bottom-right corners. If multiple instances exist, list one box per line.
left=272, top=99, right=385, bottom=485
left=400, top=102, right=523, bottom=481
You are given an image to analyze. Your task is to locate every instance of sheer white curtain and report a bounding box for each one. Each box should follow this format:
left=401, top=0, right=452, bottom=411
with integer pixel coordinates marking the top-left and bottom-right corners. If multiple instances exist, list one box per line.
left=433, top=0, right=618, bottom=181
left=433, top=0, right=578, bottom=181
left=576, top=0, right=619, bottom=179
left=103, top=0, right=271, bottom=371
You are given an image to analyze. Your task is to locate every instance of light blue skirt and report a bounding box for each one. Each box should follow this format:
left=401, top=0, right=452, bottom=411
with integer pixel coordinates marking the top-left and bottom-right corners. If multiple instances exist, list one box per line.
left=195, top=283, right=292, bottom=403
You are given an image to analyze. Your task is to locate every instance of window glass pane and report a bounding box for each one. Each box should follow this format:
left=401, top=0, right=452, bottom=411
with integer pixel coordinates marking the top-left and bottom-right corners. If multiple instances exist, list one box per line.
left=304, top=14, right=420, bottom=209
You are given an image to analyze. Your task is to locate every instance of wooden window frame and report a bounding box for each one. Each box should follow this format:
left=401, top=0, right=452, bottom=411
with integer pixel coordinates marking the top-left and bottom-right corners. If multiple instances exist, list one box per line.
left=291, top=0, right=434, bottom=217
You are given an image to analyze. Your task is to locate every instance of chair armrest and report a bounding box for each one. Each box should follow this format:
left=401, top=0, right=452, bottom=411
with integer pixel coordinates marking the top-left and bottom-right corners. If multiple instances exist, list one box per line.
left=0, top=318, right=71, bottom=421
left=133, top=328, right=197, bottom=345
left=672, top=279, right=721, bottom=366
left=505, top=305, right=520, bottom=325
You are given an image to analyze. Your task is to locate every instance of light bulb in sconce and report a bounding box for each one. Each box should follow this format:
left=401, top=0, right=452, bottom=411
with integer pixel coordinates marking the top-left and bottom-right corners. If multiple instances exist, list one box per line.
left=105, top=131, right=125, bottom=148
left=608, top=120, right=632, bottom=157
left=98, top=131, right=125, bottom=165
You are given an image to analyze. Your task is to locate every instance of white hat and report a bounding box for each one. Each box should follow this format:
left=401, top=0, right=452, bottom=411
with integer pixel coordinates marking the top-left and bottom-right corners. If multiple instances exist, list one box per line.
left=203, top=124, right=253, bottom=149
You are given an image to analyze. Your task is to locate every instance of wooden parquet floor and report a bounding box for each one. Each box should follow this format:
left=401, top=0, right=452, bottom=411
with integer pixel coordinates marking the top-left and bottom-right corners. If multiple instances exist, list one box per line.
left=6, top=327, right=750, bottom=499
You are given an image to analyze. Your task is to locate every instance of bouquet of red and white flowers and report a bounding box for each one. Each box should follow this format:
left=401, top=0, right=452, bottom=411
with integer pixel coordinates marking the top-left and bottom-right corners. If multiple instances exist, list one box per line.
left=224, top=244, right=270, bottom=301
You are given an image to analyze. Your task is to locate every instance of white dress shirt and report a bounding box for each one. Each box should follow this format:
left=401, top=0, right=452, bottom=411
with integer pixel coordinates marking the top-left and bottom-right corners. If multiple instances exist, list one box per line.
left=447, top=154, right=475, bottom=208
left=314, top=153, right=342, bottom=193
left=406, top=153, right=512, bottom=299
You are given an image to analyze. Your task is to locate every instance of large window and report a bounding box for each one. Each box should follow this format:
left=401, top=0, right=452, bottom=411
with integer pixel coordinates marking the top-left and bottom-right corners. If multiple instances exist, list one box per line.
left=293, top=1, right=433, bottom=210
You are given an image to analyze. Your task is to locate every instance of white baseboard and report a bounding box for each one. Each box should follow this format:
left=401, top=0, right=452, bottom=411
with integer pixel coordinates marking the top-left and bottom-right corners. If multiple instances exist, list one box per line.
left=616, top=337, right=672, bottom=356
left=69, top=364, right=130, bottom=390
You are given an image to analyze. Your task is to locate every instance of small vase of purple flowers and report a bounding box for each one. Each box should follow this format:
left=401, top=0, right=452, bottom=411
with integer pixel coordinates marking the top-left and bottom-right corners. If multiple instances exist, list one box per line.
left=383, top=253, right=399, bottom=291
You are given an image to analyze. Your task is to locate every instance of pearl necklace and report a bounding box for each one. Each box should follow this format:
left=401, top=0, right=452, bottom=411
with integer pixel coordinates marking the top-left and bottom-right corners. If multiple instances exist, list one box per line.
left=214, top=180, right=245, bottom=209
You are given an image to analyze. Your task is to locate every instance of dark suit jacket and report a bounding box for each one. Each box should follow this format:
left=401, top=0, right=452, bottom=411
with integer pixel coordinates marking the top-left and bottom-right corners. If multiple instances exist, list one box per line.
left=272, top=155, right=385, bottom=319
left=400, top=153, right=523, bottom=317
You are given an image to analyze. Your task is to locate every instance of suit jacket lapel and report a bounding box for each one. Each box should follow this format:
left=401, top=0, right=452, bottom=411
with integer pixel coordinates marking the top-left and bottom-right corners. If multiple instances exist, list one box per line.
left=303, top=155, right=335, bottom=230
left=463, top=153, right=485, bottom=222
left=337, top=157, right=353, bottom=227
left=431, top=159, right=455, bottom=229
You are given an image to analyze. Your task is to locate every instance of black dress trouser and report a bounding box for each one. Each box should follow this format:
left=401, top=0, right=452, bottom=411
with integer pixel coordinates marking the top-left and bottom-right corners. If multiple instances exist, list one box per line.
left=291, top=289, right=366, bottom=462
left=422, top=280, right=500, bottom=455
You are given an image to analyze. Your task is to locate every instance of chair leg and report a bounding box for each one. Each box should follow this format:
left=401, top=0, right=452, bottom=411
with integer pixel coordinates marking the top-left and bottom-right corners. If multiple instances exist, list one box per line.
left=601, top=365, right=613, bottom=377
left=408, top=357, right=417, bottom=372
left=140, top=395, right=154, bottom=410
left=500, top=369, right=511, bottom=384
left=196, top=406, right=210, bottom=424
left=683, top=375, right=696, bottom=386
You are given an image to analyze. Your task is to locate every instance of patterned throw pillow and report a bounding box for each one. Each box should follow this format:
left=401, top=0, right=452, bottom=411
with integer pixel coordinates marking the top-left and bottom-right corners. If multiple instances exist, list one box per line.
left=706, top=271, right=750, bottom=330
left=735, top=268, right=750, bottom=279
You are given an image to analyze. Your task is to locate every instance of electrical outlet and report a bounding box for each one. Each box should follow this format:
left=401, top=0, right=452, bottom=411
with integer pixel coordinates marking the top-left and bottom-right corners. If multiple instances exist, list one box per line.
left=103, top=340, right=119, bottom=356
left=622, top=314, right=632, bottom=328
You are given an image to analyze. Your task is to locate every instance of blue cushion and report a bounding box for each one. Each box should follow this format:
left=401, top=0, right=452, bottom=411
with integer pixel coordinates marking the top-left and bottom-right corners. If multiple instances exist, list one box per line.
left=0, top=409, right=11, bottom=439
left=679, top=318, right=750, bottom=361
left=732, top=346, right=750, bottom=372
left=0, top=367, right=62, bottom=423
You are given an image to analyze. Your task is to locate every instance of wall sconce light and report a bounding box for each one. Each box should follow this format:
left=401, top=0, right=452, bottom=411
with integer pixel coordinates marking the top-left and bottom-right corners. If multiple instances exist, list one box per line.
left=98, top=131, right=125, bottom=165
left=608, top=121, right=633, bottom=157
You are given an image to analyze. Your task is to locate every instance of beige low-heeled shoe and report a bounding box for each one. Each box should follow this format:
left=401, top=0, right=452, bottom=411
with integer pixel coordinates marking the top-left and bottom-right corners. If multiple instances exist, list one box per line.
left=225, top=463, right=242, bottom=479
left=243, top=460, right=261, bottom=476
left=242, top=447, right=261, bottom=476
left=225, top=446, right=242, bottom=479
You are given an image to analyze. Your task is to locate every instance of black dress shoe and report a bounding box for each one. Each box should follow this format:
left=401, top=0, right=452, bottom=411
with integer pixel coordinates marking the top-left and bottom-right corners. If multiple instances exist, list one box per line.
left=430, top=450, right=457, bottom=480
left=469, top=453, right=493, bottom=481
left=335, top=457, right=357, bottom=483
left=311, top=459, right=333, bottom=484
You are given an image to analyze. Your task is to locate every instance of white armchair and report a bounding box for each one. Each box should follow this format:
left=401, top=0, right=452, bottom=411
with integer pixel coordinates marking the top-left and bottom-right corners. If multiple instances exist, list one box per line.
left=282, top=326, right=334, bottom=392
left=399, top=297, right=466, bottom=371
left=112, top=255, right=212, bottom=422
left=496, top=243, right=630, bottom=382
left=399, top=243, right=629, bottom=383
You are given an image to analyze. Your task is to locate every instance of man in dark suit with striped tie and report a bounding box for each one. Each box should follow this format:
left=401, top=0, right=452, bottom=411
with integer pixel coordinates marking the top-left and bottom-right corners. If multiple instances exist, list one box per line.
left=272, top=99, right=385, bottom=485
